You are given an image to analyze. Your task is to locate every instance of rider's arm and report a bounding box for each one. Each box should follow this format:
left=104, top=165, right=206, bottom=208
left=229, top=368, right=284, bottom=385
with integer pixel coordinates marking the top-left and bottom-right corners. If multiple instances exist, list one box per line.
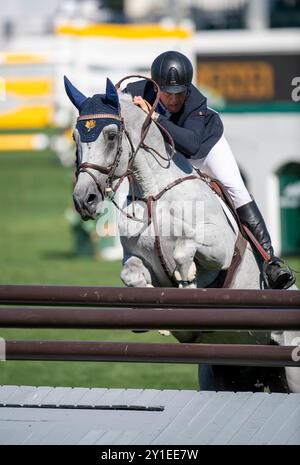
left=156, top=110, right=206, bottom=159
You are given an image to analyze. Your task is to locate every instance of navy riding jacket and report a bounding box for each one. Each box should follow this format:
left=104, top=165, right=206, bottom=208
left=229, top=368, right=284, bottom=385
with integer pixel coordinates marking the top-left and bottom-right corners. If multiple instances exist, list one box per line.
left=125, top=80, right=224, bottom=159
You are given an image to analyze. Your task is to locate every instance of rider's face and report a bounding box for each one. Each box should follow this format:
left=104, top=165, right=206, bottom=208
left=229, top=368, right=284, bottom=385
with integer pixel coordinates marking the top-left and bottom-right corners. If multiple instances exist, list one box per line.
left=160, top=90, right=187, bottom=113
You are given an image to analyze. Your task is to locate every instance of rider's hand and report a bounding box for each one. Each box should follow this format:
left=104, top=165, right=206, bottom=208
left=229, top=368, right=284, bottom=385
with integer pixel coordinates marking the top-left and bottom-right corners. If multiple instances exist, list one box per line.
left=133, top=96, right=152, bottom=114
left=133, top=96, right=159, bottom=121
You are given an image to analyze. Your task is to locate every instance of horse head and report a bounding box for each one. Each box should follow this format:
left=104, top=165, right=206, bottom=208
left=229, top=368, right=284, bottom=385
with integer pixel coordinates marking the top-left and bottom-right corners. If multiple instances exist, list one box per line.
left=64, top=76, right=131, bottom=220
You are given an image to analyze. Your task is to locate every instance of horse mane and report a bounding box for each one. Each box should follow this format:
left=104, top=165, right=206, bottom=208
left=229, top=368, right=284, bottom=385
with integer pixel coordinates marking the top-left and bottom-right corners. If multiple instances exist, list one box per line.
left=119, top=92, right=133, bottom=104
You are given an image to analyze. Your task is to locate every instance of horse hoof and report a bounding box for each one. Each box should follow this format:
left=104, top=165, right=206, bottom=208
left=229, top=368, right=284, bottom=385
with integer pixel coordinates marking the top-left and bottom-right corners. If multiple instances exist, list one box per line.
left=188, top=262, right=196, bottom=281
left=174, top=270, right=182, bottom=281
left=158, top=330, right=171, bottom=336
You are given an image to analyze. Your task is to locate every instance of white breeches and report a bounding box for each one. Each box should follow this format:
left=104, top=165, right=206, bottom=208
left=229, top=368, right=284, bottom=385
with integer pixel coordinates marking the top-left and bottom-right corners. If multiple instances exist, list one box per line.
left=191, top=135, right=252, bottom=209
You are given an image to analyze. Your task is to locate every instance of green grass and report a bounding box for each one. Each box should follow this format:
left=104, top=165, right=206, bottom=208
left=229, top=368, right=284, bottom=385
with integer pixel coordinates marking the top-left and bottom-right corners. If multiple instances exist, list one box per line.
left=0, top=150, right=199, bottom=390
left=0, top=150, right=121, bottom=286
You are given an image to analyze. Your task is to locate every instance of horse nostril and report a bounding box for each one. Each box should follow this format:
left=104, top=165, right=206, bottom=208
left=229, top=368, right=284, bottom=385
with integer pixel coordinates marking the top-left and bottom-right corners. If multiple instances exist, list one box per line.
left=87, top=193, right=97, bottom=204
left=73, top=196, right=81, bottom=213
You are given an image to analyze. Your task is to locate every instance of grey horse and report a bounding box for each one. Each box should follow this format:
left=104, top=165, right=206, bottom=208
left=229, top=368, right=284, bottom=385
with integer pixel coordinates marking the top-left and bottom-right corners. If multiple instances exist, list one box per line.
left=65, top=76, right=300, bottom=393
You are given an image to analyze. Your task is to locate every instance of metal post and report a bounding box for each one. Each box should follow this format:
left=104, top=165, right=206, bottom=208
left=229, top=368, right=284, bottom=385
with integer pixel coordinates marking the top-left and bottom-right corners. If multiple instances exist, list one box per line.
left=0, top=306, right=299, bottom=330
left=5, top=340, right=300, bottom=367
left=0, top=285, right=299, bottom=308
left=246, top=0, right=270, bottom=30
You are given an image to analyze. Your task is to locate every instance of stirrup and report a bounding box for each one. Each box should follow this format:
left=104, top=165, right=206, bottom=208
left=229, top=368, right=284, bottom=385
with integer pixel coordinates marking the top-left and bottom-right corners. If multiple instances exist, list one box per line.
left=262, top=257, right=296, bottom=290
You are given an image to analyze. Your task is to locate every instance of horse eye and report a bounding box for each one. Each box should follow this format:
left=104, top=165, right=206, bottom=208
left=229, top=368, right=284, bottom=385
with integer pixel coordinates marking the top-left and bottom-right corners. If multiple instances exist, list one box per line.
left=107, top=131, right=117, bottom=141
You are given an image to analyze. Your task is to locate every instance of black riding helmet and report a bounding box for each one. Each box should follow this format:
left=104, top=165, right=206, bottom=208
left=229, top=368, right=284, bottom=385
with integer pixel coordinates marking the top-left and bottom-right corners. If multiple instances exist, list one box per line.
left=151, top=51, right=193, bottom=94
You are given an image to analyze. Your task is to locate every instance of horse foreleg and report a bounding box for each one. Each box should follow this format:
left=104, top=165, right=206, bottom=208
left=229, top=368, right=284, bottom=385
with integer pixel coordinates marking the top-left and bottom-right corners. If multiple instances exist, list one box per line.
left=173, top=240, right=197, bottom=289
left=120, top=255, right=171, bottom=336
left=172, top=240, right=202, bottom=343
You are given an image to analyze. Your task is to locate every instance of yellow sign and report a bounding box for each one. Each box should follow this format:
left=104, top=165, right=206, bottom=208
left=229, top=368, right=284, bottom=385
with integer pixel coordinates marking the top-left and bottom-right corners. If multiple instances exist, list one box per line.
left=0, top=51, right=54, bottom=129
left=197, top=61, right=274, bottom=101
left=5, top=78, right=52, bottom=97
left=0, top=77, right=53, bottom=128
left=0, top=53, right=47, bottom=64
left=0, top=105, right=53, bottom=129
left=0, top=133, right=47, bottom=151
left=56, top=23, right=191, bottom=39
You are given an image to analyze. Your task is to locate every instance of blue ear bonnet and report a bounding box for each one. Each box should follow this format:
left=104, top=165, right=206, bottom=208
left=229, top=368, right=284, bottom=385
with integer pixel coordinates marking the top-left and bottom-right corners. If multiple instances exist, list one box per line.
left=64, top=76, right=121, bottom=143
left=76, top=94, right=121, bottom=143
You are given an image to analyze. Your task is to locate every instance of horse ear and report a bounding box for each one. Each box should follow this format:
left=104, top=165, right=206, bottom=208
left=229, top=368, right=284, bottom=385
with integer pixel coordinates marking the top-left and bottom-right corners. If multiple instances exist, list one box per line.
left=64, top=76, right=87, bottom=110
left=105, top=78, right=119, bottom=109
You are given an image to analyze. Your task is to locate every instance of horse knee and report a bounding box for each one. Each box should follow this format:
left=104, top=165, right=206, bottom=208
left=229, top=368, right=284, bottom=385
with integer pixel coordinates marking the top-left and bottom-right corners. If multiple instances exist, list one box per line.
left=121, top=256, right=152, bottom=287
left=174, top=246, right=195, bottom=266
left=173, top=243, right=197, bottom=287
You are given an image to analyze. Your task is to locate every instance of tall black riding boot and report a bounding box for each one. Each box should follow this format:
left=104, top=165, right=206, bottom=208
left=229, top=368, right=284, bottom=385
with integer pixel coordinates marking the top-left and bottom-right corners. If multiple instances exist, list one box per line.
left=236, top=200, right=296, bottom=289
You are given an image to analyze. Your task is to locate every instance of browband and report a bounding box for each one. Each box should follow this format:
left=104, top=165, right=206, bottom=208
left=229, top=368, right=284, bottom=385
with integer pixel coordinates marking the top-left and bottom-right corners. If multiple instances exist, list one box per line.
left=77, top=114, right=123, bottom=122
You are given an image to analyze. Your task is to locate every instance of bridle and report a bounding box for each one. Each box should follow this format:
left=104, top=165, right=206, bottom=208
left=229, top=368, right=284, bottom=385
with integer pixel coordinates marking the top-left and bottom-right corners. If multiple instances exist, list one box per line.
left=75, top=75, right=169, bottom=204
left=76, top=112, right=129, bottom=202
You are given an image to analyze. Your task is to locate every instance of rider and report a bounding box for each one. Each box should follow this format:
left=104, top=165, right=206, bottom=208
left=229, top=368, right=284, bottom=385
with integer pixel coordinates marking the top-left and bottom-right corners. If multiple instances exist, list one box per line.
left=124, top=50, right=295, bottom=290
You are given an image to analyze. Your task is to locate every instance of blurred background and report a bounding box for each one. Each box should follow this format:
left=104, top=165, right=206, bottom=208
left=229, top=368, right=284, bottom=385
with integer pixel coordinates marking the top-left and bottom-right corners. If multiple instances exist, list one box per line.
left=0, top=0, right=299, bottom=390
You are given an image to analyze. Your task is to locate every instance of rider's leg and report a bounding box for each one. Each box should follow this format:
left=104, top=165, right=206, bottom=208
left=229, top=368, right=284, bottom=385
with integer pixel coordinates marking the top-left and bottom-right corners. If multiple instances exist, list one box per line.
left=198, top=364, right=216, bottom=391
left=192, top=134, right=252, bottom=208
left=192, top=135, right=295, bottom=289
left=236, top=200, right=295, bottom=289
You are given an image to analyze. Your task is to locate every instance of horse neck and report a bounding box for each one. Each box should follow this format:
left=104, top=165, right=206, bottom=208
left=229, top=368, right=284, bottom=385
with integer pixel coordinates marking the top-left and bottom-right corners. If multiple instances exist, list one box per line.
left=130, top=149, right=177, bottom=198
left=122, top=102, right=192, bottom=198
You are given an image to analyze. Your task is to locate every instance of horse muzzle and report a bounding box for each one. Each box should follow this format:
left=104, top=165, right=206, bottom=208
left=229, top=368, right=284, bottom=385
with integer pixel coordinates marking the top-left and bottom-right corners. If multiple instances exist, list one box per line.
left=73, top=185, right=101, bottom=221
